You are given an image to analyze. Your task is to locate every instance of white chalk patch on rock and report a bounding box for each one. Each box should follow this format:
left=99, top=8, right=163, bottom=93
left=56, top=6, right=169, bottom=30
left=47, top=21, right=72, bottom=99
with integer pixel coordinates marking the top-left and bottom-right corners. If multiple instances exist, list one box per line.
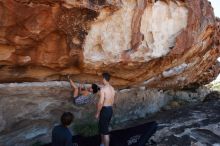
left=83, top=2, right=135, bottom=65
left=130, top=1, right=188, bottom=61
left=162, top=63, right=188, bottom=77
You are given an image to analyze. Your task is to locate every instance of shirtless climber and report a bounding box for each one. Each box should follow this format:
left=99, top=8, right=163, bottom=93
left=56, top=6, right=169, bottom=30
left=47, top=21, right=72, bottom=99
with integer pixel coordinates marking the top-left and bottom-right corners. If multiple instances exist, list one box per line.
left=95, top=72, right=115, bottom=146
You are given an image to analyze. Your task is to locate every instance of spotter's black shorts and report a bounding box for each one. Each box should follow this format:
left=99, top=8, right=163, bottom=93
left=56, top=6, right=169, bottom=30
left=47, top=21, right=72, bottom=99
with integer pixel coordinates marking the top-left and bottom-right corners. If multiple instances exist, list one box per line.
left=99, top=106, right=113, bottom=135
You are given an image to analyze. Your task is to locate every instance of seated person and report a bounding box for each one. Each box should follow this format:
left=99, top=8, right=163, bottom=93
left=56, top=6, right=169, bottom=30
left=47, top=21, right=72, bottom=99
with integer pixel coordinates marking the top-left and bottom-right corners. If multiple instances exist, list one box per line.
left=68, top=76, right=100, bottom=105
left=52, top=112, right=74, bottom=146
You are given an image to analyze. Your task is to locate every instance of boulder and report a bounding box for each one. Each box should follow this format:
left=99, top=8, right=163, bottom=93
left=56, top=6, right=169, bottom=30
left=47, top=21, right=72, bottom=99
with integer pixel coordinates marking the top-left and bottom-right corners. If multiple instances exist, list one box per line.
left=0, top=0, right=219, bottom=89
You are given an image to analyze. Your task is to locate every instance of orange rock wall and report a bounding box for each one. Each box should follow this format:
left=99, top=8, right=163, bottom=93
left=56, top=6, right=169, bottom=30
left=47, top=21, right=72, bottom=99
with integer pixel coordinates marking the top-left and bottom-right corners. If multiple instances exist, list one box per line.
left=0, top=0, right=219, bottom=89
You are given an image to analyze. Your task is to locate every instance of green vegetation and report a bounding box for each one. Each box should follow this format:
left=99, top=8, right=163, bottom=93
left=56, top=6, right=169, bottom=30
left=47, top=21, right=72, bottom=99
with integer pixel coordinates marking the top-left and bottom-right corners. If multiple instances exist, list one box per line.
left=31, top=141, right=44, bottom=146
left=207, top=82, right=220, bottom=91
left=212, top=83, right=220, bottom=90
left=73, top=120, right=98, bottom=137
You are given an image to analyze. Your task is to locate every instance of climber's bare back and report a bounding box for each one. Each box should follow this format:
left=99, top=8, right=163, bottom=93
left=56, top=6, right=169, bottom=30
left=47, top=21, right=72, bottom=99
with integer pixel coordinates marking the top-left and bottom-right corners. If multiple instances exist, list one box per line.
left=102, top=84, right=115, bottom=107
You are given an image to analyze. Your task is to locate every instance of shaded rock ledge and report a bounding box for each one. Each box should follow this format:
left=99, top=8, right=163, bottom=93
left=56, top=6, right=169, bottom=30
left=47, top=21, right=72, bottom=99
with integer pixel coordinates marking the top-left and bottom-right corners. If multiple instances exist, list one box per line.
left=0, top=81, right=211, bottom=146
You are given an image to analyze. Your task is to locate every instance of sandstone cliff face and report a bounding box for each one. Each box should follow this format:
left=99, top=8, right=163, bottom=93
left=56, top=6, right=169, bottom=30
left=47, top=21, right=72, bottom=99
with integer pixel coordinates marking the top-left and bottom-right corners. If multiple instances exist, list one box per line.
left=0, top=0, right=219, bottom=89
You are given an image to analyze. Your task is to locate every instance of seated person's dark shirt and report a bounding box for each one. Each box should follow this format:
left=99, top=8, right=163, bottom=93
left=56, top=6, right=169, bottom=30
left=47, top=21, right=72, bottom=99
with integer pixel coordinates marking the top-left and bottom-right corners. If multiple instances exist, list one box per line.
left=52, top=125, right=72, bottom=146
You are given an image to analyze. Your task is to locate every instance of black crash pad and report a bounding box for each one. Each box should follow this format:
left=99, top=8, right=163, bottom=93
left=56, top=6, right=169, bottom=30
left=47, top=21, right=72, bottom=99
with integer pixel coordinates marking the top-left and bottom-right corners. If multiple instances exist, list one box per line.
left=44, top=121, right=157, bottom=146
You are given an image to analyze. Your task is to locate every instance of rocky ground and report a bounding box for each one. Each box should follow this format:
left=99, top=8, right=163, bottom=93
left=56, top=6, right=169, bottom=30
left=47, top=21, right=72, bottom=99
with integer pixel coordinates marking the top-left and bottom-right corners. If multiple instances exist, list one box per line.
left=121, top=92, right=220, bottom=146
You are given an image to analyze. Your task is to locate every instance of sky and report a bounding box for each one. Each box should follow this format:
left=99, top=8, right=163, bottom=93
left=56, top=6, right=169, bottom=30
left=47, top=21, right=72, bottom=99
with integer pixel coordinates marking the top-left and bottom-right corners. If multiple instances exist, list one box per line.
left=208, top=0, right=220, bottom=17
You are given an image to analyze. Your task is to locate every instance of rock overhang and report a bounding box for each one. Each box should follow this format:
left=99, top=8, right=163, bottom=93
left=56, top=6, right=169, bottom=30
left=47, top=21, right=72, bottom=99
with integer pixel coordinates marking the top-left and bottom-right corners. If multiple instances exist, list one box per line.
left=0, top=0, right=219, bottom=89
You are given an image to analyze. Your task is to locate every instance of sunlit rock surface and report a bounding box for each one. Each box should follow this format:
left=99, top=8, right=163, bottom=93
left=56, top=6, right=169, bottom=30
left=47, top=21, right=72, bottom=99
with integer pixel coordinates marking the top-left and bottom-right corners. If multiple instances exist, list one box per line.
left=147, top=93, right=220, bottom=146
left=117, top=92, right=220, bottom=146
left=0, top=0, right=219, bottom=89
